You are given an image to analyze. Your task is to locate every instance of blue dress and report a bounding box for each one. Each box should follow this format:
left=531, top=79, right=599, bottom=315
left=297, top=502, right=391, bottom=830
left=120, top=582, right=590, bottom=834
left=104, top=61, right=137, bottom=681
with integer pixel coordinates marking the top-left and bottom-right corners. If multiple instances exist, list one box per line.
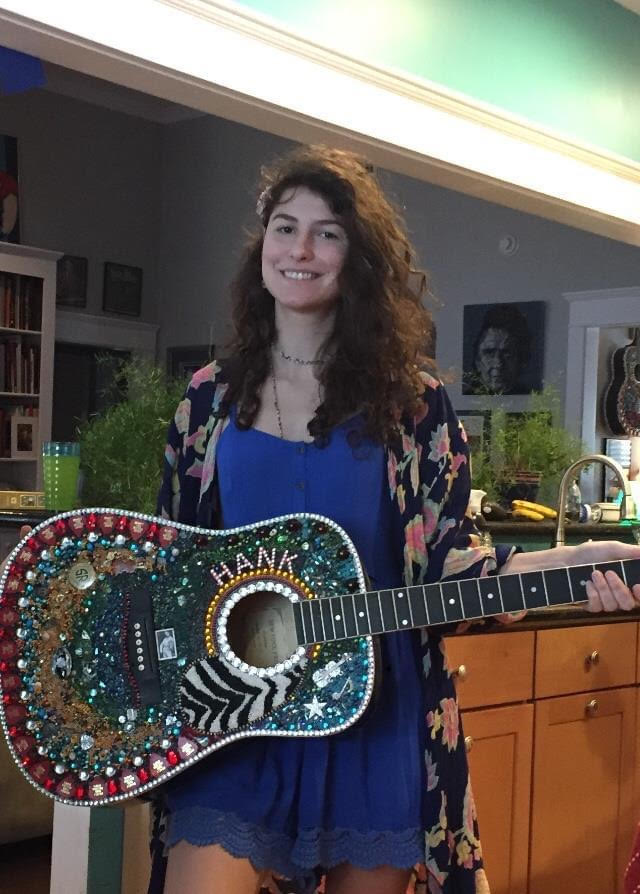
left=165, top=411, right=427, bottom=886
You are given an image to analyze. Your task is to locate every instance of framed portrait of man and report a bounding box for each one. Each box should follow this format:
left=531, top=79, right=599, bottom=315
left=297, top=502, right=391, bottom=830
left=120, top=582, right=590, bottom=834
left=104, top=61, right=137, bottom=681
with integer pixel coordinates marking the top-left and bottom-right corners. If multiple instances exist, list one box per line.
left=462, top=301, right=546, bottom=395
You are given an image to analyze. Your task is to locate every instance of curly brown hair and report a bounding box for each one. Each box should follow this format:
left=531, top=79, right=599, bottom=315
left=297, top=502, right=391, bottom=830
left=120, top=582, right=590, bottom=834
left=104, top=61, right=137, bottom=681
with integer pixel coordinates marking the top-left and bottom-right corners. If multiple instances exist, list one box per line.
left=225, top=144, right=435, bottom=445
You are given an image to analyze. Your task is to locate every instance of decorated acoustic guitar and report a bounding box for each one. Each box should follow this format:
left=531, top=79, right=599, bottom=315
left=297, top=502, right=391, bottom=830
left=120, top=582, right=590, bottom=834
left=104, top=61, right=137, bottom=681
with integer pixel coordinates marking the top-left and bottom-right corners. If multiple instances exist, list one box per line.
left=1, top=508, right=639, bottom=808
left=604, top=328, right=640, bottom=436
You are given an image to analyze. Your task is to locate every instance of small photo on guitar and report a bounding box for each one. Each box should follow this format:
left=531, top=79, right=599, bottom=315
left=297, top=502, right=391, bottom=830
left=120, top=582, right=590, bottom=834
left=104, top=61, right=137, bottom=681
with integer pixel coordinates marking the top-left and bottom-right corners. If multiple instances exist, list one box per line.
left=156, top=628, right=178, bottom=661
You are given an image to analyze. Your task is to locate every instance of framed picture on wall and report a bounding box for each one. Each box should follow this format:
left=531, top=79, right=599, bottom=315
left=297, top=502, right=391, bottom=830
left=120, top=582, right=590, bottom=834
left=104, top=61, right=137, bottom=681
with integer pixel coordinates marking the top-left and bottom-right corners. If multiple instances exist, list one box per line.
left=0, top=134, right=19, bottom=244
left=11, top=414, right=38, bottom=459
left=102, top=262, right=143, bottom=317
left=167, top=345, right=214, bottom=381
left=56, top=255, right=88, bottom=308
left=462, top=300, right=546, bottom=395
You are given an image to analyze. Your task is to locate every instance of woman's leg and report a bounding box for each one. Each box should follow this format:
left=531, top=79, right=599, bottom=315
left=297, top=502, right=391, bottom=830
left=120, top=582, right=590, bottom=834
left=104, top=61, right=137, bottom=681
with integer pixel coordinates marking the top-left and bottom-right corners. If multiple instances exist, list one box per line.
left=164, top=840, right=265, bottom=894
left=325, top=863, right=412, bottom=894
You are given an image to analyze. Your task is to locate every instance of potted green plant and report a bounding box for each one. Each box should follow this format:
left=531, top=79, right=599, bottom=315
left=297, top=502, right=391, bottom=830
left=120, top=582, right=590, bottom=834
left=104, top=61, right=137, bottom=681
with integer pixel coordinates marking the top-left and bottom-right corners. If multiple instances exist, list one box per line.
left=77, top=356, right=185, bottom=513
left=470, top=387, right=584, bottom=507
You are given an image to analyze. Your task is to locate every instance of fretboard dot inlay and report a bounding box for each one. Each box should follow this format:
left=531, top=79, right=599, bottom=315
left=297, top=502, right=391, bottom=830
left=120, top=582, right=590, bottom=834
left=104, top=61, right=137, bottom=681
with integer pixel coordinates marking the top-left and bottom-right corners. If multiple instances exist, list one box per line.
left=580, top=580, right=586, bottom=586
left=530, top=587, right=537, bottom=593
left=449, top=598, right=455, bottom=605
left=334, top=614, right=341, bottom=621
left=398, top=592, right=404, bottom=598
left=488, top=593, right=494, bottom=599
left=402, top=619, right=408, bottom=625
left=358, top=611, right=365, bottom=618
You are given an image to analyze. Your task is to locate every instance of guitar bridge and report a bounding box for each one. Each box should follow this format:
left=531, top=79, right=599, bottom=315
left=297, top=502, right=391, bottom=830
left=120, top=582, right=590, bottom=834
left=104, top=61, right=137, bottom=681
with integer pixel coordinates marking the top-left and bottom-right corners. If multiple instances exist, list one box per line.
left=127, top=590, right=163, bottom=706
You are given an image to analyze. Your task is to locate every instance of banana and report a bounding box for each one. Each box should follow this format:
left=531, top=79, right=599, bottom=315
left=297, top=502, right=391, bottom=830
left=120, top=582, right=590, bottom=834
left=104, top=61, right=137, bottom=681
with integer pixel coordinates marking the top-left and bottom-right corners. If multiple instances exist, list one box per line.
left=512, top=507, right=545, bottom=521
left=511, top=499, right=557, bottom=519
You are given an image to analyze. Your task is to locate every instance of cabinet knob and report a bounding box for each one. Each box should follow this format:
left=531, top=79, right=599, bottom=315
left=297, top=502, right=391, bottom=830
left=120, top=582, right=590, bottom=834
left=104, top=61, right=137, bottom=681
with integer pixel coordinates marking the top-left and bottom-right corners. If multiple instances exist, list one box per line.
left=586, top=650, right=600, bottom=667
left=453, top=664, right=468, bottom=681
left=464, top=735, right=473, bottom=752
left=585, top=698, right=599, bottom=716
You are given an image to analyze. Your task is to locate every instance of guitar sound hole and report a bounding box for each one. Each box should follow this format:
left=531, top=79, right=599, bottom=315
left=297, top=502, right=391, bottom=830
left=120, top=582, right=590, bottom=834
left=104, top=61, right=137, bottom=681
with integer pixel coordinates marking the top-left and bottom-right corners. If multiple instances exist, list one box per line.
left=225, top=591, right=299, bottom=668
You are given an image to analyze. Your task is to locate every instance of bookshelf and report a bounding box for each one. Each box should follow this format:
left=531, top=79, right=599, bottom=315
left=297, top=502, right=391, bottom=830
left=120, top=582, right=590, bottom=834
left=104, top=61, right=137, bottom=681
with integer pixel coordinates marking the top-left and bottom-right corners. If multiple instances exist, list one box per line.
left=0, top=243, right=60, bottom=492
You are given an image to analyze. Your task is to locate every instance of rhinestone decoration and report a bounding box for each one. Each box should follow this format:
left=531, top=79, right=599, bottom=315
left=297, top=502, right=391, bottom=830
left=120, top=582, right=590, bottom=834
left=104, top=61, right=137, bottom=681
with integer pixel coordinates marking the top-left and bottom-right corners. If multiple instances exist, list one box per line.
left=0, top=508, right=373, bottom=807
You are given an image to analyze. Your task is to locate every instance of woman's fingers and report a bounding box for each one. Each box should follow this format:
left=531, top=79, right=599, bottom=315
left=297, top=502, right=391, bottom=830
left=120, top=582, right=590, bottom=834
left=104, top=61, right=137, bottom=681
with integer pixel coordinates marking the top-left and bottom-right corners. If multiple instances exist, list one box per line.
left=586, top=570, right=636, bottom=613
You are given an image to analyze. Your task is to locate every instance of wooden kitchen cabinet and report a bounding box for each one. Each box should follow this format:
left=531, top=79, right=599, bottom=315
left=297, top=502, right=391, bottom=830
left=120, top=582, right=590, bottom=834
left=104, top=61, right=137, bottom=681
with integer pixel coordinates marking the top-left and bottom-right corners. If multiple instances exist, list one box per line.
left=529, top=687, right=636, bottom=894
left=447, top=620, right=640, bottom=893
left=463, top=703, right=533, bottom=894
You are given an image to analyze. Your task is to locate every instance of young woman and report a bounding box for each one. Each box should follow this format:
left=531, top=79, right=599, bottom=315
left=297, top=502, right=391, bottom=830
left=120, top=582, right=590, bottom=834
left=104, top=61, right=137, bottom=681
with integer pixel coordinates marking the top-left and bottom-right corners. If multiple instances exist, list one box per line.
left=153, top=145, right=640, bottom=894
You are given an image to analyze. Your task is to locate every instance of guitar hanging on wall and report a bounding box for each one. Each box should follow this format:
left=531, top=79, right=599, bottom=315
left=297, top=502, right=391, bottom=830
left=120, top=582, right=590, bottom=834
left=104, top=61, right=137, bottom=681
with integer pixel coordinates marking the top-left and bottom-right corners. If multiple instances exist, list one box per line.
left=603, top=328, right=640, bottom=436
left=1, top=507, right=639, bottom=807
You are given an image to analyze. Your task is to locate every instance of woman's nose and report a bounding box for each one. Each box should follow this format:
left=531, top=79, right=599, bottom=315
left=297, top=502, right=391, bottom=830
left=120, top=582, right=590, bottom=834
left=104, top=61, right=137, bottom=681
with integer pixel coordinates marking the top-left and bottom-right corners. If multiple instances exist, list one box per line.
left=289, top=230, right=314, bottom=260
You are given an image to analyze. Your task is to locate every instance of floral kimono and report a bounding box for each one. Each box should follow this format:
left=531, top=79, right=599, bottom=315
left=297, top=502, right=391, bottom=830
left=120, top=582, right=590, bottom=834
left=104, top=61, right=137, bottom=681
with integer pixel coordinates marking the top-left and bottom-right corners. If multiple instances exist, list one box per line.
left=150, top=360, right=516, bottom=894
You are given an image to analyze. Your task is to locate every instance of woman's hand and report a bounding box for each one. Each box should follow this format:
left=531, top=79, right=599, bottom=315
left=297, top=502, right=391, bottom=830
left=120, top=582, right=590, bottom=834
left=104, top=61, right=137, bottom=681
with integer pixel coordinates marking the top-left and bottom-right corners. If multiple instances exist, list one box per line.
left=501, top=539, right=640, bottom=616
left=571, top=540, right=640, bottom=613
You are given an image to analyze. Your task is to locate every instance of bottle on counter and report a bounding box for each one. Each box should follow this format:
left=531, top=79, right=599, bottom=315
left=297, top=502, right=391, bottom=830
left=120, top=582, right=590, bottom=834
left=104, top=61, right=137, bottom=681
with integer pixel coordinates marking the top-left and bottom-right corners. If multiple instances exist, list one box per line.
left=565, top=478, right=582, bottom=522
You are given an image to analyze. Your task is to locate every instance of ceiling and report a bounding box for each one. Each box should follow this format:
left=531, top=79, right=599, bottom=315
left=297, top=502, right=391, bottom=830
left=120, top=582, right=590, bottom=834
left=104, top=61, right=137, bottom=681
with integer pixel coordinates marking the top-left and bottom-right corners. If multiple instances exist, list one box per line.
left=613, top=0, right=640, bottom=14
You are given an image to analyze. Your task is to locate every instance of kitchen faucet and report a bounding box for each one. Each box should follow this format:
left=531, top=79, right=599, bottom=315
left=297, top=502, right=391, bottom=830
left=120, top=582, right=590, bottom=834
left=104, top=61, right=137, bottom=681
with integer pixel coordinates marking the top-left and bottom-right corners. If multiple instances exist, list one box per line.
left=553, top=454, right=634, bottom=547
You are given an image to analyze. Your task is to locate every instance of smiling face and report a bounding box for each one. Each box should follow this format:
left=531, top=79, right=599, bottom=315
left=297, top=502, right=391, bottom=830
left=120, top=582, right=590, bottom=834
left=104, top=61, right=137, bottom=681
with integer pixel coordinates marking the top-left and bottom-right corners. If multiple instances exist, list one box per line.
left=261, top=186, right=349, bottom=315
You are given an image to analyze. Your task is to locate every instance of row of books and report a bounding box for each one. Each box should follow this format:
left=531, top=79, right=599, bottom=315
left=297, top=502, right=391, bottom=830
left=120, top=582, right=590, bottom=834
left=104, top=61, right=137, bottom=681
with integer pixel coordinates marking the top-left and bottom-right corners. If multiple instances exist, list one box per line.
left=0, top=272, right=43, bottom=331
left=0, top=340, right=40, bottom=394
left=0, top=406, right=38, bottom=459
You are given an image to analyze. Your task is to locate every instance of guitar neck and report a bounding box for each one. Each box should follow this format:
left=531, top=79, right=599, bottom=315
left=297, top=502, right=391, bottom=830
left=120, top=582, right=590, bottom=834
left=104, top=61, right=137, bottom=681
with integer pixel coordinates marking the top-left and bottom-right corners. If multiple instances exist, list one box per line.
left=292, top=558, right=640, bottom=646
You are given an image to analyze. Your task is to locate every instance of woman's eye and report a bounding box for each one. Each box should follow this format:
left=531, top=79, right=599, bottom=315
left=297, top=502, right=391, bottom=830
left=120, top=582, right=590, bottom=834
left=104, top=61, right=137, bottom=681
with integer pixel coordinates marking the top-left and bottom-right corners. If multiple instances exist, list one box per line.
left=276, top=225, right=293, bottom=234
left=320, top=230, right=339, bottom=240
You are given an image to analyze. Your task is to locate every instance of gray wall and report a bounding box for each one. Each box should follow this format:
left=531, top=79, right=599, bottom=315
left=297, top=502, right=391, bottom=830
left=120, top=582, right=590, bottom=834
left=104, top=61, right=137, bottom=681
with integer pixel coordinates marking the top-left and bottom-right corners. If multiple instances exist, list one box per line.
left=0, top=89, right=162, bottom=322
left=2, top=85, right=640, bottom=420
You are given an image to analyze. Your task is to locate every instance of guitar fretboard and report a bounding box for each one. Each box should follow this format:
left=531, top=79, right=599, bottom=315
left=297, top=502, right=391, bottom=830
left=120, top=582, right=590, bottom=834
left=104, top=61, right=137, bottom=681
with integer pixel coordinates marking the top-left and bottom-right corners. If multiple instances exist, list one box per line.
left=292, top=558, right=640, bottom=646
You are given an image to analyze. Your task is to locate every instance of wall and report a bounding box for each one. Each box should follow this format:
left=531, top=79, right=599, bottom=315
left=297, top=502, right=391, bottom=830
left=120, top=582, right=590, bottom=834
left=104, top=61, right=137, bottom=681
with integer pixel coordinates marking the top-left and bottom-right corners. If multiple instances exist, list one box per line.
left=237, top=0, right=640, bottom=162
left=0, top=88, right=162, bottom=323
left=158, top=114, right=640, bottom=416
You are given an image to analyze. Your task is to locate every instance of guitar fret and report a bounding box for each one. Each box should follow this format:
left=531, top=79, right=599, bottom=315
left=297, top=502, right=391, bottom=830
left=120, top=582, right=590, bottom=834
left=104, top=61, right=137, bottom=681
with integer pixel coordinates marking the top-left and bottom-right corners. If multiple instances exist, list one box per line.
left=394, top=589, right=412, bottom=629
left=520, top=571, right=547, bottom=609
left=300, top=599, right=314, bottom=645
left=341, top=594, right=357, bottom=637
left=567, top=564, right=594, bottom=604
left=544, top=567, right=573, bottom=606
left=478, top=577, right=503, bottom=618
left=292, top=601, right=306, bottom=646
left=405, top=590, right=415, bottom=627
left=379, top=590, right=397, bottom=632
left=424, top=583, right=446, bottom=624
left=499, top=573, right=525, bottom=613
left=310, top=599, right=325, bottom=643
left=623, top=558, right=640, bottom=589
left=459, top=578, right=482, bottom=619
left=331, top=595, right=346, bottom=640
left=366, top=591, right=384, bottom=633
left=408, top=585, right=429, bottom=626
left=353, top=592, right=369, bottom=635
left=320, top=597, right=336, bottom=642
left=441, top=581, right=463, bottom=622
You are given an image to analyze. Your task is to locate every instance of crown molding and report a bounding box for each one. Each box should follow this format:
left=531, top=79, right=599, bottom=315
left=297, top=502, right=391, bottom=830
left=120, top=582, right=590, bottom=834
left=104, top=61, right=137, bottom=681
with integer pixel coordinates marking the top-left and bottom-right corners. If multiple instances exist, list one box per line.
left=163, top=0, right=640, bottom=184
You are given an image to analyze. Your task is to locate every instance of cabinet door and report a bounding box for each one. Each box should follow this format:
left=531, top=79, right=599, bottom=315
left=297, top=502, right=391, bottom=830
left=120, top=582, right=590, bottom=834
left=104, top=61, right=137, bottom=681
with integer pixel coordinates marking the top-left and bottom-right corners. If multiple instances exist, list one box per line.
left=445, top=631, right=535, bottom=709
left=463, top=703, right=534, bottom=894
left=529, top=687, right=636, bottom=894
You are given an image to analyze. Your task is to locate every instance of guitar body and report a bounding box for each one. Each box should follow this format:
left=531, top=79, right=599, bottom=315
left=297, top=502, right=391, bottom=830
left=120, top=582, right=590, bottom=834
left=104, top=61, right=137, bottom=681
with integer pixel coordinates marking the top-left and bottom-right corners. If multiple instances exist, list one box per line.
left=0, top=509, right=375, bottom=806
left=603, top=329, right=640, bottom=436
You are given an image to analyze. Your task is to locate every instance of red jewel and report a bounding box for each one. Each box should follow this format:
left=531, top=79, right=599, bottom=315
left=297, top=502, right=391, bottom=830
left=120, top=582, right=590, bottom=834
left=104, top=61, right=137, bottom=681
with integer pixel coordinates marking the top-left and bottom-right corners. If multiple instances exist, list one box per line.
left=54, top=520, right=67, bottom=535
left=1, top=673, right=20, bottom=691
left=99, top=515, right=115, bottom=535
left=38, top=526, right=58, bottom=545
left=0, top=661, right=10, bottom=673
left=116, top=516, right=129, bottom=533
left=146, top=523, right=158, bottom=540
left=85, top=514, right=97, bottom=531
left=159, top=527, right=178, bottom=547
left=4, top=703, right=27, bottom=724
left=67, top=516, right=85, bottom=536
left=107, top=779, right=118, bottom=796
left=0, top=640, right=19, bottom=660
left=75, top=785, right=85, bottom=800
left=8, top=725, right=18, bottom=737
left=44, top=778, right=56, bottom=791
left=137, top=768, right=150, bottom=784
left=26, top=537, right=39, bottom=551
left=129, top=520, right=149, bottom=541
left=166, top=750, right=179, bottom=767
left=0, top=629, right=5, bottom=640
left=20, top=753, right=32, bottom=766
left=13, top=735, right=35, bottom=754
left=0, top=607, right=18, bottom=626
left=2, top=693, right=12, bottom=705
